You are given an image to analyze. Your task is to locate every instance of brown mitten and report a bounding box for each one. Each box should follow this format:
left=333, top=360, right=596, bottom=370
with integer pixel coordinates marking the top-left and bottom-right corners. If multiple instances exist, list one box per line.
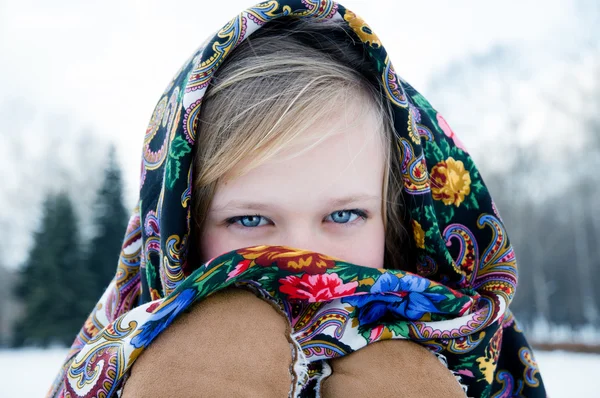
left=122, top=289, right=293, bottom=398
left=321, top=340, right=466, bottom=398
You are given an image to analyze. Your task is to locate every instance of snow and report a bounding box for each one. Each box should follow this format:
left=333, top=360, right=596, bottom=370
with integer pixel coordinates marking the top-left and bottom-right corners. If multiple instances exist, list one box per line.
left=535, top=351, right=600, bottom=396
left=0, top=348, right=68, bottom=397
left=0, top=349, right=598, bottom=397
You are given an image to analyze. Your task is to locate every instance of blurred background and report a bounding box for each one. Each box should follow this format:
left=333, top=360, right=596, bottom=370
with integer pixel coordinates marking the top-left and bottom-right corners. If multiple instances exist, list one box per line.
left=0, top=0, right=599, bottom=396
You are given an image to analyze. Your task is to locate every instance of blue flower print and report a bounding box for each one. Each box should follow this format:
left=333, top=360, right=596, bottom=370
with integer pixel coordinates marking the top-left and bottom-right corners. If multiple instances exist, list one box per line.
left=342, top=273, right=446, bottom=325
left=131, top=288, right=196, bottom=348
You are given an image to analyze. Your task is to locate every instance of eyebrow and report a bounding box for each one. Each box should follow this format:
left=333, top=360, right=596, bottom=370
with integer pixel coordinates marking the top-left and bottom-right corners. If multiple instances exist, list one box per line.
left=327, top=194, right=381, bottom=207
left=211, top=194, right=381, bottom=213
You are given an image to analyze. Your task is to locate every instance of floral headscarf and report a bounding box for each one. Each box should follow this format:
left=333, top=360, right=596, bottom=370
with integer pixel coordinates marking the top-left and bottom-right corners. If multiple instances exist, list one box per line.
left=48, top=1, right=546, bottom=397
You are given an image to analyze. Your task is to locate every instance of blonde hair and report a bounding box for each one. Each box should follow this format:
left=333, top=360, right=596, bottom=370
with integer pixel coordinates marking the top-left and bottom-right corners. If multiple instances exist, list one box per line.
left=191, top=17, right=411, bottom=270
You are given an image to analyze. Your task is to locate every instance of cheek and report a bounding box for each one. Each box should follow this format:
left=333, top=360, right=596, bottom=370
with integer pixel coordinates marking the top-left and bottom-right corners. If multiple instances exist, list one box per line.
left=331, top=219, right=385, bottom=269
left=199, top=228, right=234, bottom=264
left=354, top=223, right=386, bottom=269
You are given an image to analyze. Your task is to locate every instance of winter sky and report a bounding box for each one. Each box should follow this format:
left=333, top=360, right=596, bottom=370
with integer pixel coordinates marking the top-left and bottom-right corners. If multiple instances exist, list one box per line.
left=0, top=0, right=588, bottom=267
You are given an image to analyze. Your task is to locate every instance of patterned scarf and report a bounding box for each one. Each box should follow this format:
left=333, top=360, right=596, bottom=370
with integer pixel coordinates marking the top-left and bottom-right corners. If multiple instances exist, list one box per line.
left=48, top=1, right=546, bottom=397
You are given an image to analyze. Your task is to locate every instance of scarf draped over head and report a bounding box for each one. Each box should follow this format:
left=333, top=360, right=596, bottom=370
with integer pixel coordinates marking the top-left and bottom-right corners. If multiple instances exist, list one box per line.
left=48, top=1, right=546, bottom=397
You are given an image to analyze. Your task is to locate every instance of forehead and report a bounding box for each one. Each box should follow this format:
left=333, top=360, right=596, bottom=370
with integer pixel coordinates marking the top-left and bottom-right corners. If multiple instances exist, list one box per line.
left=211, top=102, right=386, bottom=210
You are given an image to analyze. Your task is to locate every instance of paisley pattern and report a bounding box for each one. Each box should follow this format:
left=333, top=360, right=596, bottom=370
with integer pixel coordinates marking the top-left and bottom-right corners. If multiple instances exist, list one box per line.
left=47, top=1, right=546, bottom=397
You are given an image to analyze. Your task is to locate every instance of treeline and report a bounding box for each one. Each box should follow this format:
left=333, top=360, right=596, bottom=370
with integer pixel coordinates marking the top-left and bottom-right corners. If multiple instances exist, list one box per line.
left=426, top=27, right=600, bottom=334
left=487, top=161, right=600, bottom=330
left=8, top=148, right=128, bottom=347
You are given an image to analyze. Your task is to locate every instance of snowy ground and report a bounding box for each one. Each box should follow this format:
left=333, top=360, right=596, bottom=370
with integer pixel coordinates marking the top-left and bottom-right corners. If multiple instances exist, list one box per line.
left=0, top=349, right=598, bottom=397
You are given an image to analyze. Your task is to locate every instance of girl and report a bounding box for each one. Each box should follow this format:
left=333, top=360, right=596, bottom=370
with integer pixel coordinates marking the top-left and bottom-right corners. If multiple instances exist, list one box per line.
left=48, top=1, right=546, bottom=397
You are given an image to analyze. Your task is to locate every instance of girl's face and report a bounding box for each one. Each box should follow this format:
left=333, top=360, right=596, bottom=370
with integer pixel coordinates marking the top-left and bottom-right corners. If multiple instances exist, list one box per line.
left=200, top=103, right=386, bottom=269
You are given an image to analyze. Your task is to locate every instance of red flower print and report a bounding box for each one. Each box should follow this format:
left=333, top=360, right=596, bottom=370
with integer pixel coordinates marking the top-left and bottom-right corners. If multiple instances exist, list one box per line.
left=436, top=113, right=468, bottom=153
left=226, top=259, right=252, bottom=281
left=459, top=300, right=473, bottom=316
left=279, top=273, right=358, bottom=303
left=369, top=324, right=384, bottom=342
left=146, top=301, right=162, bottom=313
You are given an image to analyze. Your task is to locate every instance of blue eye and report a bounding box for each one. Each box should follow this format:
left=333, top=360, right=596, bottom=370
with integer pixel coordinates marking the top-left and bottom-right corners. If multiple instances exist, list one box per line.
left=227, top=215, right=269, bottom=228
left=326, top=209, right=367, bottom=224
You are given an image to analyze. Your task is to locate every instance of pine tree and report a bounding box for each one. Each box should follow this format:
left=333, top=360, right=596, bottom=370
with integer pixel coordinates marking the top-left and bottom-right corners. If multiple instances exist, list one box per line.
left=13, top=192, right=92, bottom=346
left=85, top=146, right=129, bottom=304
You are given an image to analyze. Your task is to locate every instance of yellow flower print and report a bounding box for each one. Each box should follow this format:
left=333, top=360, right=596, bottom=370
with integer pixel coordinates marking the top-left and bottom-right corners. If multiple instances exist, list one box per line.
left=476, top=327, right=502, bottom=384
left=344, top=10, right=381, bottom=48
left=476, top=354, right=494, bottom=385
left=430, top=157, right=471, bottom=207
left=412, top=220, right=425, bottom=249
left=238, top=246, right=337, bottom=273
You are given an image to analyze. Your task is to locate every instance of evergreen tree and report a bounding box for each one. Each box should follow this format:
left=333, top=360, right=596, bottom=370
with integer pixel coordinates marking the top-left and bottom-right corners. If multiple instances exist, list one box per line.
left=85, top=146, right=129, bottom=304
left=13, top=192, right=92, bottom=346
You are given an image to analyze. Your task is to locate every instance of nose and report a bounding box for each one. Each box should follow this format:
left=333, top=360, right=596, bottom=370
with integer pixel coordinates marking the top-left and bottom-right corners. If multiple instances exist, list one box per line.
left=276, top=227, right=329, bottom=256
